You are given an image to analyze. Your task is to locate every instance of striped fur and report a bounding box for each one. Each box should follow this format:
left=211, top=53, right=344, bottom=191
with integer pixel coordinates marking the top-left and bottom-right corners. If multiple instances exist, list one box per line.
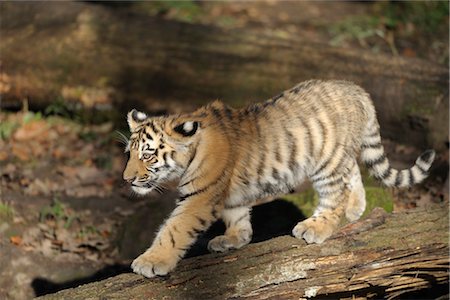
left=123, top=80, right=435, bottom=278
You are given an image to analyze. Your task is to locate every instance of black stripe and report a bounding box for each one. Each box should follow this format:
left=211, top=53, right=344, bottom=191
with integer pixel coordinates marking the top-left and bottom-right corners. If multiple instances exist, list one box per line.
left=178, top=177, right=220, bottom=202
left=365, top=131, right=379, bottom=138
left=321, top=214, right=329, bottom=221
left=179, top=177, right=197, bottom=188
left=225, top=203, right=245, bottom=209
left=297, top=115, right=312, bottom=157
left=291, top=86, right=302, bottom=94
left=271, top=92, right=284, bottom=103
left=238, top=175, right=250, bottom=185
left=145, top=133, right=153, bottom=140
left=196, top=216, right=207, bottom=227
left=169, top=230, right=175, bottom=247
left=285, top=128, right=298, bottom=168
left=255, top=116, right=267, bottom=180
left=365, top=155, right=387, bottom=168
left=313, top=152, right=349, bottom=180
left=212, top=108, right=229, bottom=133
left=416, top=163, right=428, bottom=175
left=318, top=185, right=343, bottom=197
left=410, top=168, right=416, bottom=184
left=180, top=148, right=198, bottom=181
left=224, top=106, right=234, bottom=120
left=395, top=171, right=403, bottom=186
left=312, top=156, right=333, bottom=178
left=234, top=213, right=248, bottom=226
left=314, top=176, right=343, bottom=188
left=407, top=169, right=413, bottom=186
left=256, top=152, right=266, bottom=177
left=361, top=142, right=382, bottom=149
left=193, top=227, right=203, bottom=235
left=274, top=142, right=282, bottom=162
left=317, top=119, right=326, bottom=156
left=148, top=121, right=158, bottom=134
left=237, top=110, right=246, bottom=123
left=212, top=207, right=220, bottom=219
left=272, top=168, right=281, bottom=180
left=178, top=186, right=208, bottom=202
left=377, top=166, right=392, bottom=180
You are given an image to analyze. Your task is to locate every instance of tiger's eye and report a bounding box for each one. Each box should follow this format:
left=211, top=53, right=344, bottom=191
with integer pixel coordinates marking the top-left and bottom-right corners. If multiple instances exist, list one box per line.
left=142, top=153, right=151, bottom=160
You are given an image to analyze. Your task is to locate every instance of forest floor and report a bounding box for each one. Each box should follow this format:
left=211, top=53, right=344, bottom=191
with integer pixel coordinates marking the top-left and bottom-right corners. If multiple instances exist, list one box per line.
left=0, top=1, right=448, bottom=299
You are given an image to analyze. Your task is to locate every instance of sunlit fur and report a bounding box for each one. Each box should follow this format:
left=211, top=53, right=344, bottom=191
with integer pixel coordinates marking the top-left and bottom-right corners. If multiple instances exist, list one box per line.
left=123, top=80, right=435, bottom=278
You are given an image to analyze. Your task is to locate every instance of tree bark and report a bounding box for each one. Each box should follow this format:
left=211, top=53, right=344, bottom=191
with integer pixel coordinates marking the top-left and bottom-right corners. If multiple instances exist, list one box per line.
left=38, top=206, right=449, bottom=300
left=1, top=2, right=448, bottom=150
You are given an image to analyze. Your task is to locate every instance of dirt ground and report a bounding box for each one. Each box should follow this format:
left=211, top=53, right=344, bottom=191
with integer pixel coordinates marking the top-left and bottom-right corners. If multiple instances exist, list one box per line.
left=0, top=1, right=448, bottom=299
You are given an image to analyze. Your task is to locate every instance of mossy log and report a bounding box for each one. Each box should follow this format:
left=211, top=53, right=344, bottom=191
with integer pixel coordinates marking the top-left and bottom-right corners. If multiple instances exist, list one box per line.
left=1, top=2, right=448, bottom=150
left=39, top=206, right=449, bottom=299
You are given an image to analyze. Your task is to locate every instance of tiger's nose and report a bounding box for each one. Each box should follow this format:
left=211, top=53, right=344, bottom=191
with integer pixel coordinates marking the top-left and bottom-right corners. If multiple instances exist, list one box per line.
left=123, top=173, right=136, bottom=183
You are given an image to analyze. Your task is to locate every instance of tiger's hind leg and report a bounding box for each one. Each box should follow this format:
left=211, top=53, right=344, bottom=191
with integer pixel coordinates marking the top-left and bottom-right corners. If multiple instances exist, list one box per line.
left=208, top=206, right=252, bottom=253
left=345, top=161, right=366, bottom=222
left=293, top=159, right=353, bottom=244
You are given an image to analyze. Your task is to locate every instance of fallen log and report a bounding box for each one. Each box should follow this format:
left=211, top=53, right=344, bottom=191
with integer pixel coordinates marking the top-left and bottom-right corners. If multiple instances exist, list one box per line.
left=1, top=2, right=448, bottom=150
left=39, top=206, right=449, bottom=299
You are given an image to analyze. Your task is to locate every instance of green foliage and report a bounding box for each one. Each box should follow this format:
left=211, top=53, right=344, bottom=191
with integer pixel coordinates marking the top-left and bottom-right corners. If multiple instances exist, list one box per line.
left=78, top=225, right=99, bottom=239
left=136, top=1, right=203, bottom=23
left=377, top=1, right=449, bottom=33
left=329, top=15, right=383, bottom=47
left=0, top=119, right=18, bottom=140
left=22, top=111, right=42, bottom=123
left=328, top=2, right=448, bottom=54
left=364, top=186, right=393, bottom=216
left=44, top=98, right=72, bottom=119
left=39, top=198, right=76, bottom=229
left=0, top=202, right=14, bottom=221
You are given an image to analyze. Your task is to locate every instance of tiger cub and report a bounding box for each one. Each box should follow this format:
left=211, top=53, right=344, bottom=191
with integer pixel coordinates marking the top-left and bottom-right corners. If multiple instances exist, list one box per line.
left=123, top=80, right=435, bottom=278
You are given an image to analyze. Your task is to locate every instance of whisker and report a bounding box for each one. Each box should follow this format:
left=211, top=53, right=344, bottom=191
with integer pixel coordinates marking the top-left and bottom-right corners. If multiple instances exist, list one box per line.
left=152, top=183, right=166, bottom=194
left=147, top=181, right=164, bottom=194
left=114, top=130, right=129, bottom=146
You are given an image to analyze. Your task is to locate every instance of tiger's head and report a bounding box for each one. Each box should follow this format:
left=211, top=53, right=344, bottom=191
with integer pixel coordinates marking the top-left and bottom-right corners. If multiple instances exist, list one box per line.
left=123, top=109, right=201, bottom=195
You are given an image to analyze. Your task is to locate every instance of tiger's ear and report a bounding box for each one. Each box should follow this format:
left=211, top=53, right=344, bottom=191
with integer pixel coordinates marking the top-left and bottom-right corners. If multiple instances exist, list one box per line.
left=173, top=121, right=199, bottom=137
left=127, top=109, right=148, bottom=131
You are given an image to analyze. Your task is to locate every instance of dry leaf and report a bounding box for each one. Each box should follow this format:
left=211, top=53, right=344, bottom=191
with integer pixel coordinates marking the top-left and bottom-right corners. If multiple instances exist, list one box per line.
left=12, top=144, right=30, bottom=161
left=10, top=235, right=22, bottom=246
left=0, top=150, right=8, bottom=161
left=13, top=120, right=48, bottom=141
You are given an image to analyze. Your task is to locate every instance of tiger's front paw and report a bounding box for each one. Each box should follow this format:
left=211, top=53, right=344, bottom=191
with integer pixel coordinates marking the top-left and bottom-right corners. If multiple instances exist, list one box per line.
left=131, top=251, right=177, bottom=278
left=292, top=217, right=336, bottom=244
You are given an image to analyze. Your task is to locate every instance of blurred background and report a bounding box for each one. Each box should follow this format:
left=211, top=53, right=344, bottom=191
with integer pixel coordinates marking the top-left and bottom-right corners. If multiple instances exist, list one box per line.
left=0, top=1, right=448, bottom=299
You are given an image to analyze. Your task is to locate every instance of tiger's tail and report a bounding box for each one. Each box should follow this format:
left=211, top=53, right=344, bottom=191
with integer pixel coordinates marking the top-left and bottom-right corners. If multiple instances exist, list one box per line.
left=360, top=120, right=435, bottom=188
